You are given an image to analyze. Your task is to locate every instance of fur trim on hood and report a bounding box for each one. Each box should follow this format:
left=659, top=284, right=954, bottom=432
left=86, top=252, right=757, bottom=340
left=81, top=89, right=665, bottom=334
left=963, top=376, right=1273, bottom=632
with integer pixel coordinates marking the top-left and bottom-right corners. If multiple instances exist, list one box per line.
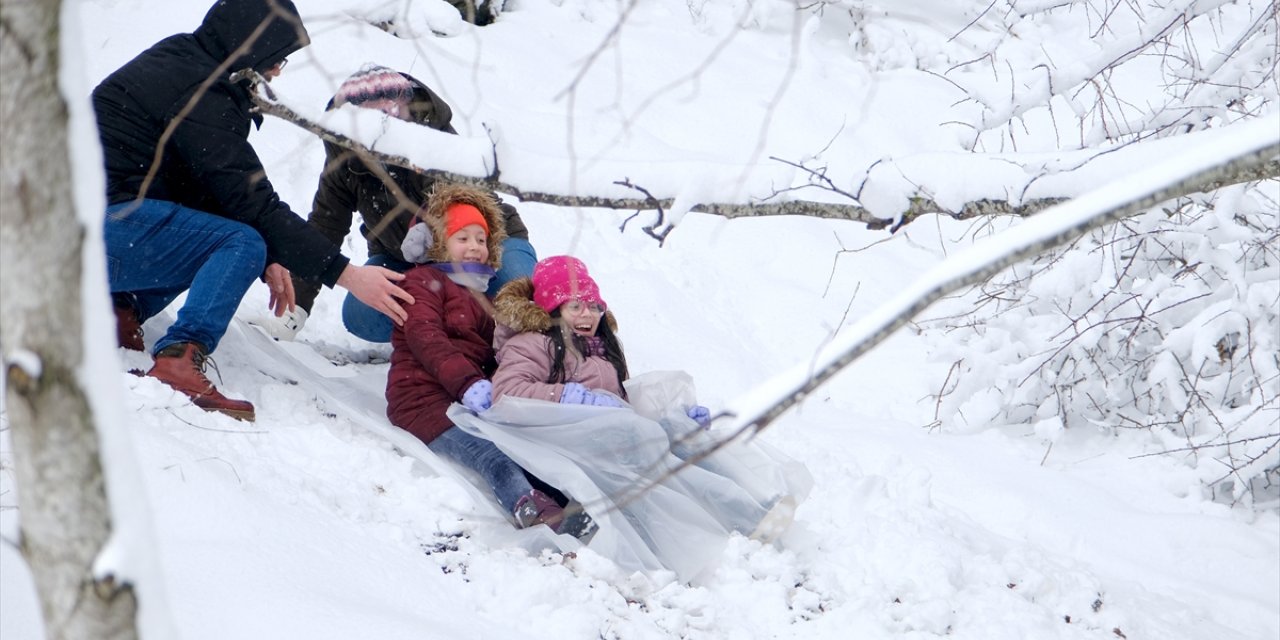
left=494, top=277, right=618, bottom=334
left=418, top=183, right=507, bottom=270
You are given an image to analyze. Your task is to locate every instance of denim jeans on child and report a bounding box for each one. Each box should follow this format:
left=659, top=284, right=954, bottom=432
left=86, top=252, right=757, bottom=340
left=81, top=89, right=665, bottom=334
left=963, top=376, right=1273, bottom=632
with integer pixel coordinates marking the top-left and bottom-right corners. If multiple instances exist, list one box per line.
left=343, top=236, right=538, bottom=343
left=428, top=425, right=534, bottom=513
left=105, top=199, right=266, bottom=355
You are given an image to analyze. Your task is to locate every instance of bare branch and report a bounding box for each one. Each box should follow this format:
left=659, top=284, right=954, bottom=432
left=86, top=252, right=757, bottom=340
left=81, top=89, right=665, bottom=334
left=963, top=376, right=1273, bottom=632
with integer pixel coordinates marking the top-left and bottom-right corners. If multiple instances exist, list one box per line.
left=612, top=179, right=672, bottom=245
left=721, top=133, right=1278, bottom=445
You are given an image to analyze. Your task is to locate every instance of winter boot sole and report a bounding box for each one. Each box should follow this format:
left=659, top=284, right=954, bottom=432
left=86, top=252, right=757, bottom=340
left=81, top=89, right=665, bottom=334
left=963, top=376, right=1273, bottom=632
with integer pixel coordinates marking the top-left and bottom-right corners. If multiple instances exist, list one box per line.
left=193, top=399, right=256, bottom=422
left=556, top=503, right=599, bottom=542
left=749, top=495, right=797, bottom=544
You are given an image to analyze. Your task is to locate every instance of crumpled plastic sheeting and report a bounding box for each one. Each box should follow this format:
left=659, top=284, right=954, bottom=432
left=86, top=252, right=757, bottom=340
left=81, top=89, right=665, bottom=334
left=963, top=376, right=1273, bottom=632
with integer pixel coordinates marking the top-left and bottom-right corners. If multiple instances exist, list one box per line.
left=448, top=371, right=812, bottom=582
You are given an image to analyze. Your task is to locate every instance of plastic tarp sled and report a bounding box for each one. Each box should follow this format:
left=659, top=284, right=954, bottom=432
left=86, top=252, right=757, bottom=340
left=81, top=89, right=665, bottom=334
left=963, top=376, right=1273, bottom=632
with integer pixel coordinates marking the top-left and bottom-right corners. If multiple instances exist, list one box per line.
left=448, top=371, right=812, bottom=582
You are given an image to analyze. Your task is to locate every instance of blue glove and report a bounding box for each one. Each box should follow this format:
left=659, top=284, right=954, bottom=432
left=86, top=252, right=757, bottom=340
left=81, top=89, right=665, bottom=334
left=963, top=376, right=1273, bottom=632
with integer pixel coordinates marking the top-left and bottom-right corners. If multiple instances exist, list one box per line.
left=462, top=379, right=492, bottom=413
left=588, top=392, right=626, bottom=408
left=560, top=382, right=589, bottom=405
left=560, top=382, right=625, bottom=408
left=686, top=405, right=711, bottom=429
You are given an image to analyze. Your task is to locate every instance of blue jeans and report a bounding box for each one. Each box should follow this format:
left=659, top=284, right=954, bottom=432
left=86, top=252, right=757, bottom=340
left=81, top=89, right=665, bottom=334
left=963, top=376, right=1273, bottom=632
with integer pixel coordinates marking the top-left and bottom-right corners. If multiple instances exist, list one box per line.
left=428, top=426, right=533, bottom=514
left=341, top=254, right=413, bottom=343
left=105, top=200, right=266, bottom=354
left=343, top=237, right=538, bottom=343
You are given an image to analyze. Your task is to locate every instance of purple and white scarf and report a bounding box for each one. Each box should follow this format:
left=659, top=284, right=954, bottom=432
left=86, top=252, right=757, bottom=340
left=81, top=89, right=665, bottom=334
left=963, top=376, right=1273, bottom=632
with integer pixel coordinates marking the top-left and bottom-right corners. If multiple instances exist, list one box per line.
left=430, top=262, right=495, bottom=292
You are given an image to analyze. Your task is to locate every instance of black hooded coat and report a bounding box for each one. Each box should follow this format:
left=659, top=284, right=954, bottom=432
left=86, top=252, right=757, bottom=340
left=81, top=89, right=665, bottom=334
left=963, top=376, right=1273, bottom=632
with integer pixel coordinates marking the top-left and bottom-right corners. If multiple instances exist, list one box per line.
left=92, top=0, right=349, bottom=286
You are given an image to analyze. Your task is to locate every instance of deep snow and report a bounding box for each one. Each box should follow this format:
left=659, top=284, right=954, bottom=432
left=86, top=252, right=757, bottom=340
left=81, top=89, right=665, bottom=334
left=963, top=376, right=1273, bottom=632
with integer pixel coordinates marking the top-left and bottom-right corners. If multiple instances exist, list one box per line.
left=1, top=0, right=1277, bottom=639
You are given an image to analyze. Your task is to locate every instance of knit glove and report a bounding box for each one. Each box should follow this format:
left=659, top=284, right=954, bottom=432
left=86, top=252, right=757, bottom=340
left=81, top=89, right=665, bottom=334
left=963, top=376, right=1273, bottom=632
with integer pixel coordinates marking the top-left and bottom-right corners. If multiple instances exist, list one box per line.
left=400, top=219, right=434, bottom=264
left=560, top=382, right=625, bottom=408
left=686, top=405, right=712, bottom=429
left=462, top=380, right=492, bottom=413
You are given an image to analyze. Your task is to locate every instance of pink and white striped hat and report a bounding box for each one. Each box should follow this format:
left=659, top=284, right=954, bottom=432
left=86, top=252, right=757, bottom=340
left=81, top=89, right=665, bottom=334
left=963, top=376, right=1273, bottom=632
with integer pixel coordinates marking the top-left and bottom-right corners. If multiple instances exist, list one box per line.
left=333, top=64, right=414, bottom=108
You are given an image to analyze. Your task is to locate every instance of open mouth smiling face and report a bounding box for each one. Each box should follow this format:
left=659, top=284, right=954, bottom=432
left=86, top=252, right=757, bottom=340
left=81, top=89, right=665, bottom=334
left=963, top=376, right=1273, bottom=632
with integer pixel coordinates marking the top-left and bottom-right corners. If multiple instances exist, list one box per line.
left=561, top=300, right=603, bottom=337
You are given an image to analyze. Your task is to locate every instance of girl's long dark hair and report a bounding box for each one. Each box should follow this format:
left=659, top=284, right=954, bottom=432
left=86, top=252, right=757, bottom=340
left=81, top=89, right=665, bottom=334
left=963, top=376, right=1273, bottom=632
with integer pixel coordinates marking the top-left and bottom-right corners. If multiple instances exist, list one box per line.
left=542, top=311, right=629, bottom=397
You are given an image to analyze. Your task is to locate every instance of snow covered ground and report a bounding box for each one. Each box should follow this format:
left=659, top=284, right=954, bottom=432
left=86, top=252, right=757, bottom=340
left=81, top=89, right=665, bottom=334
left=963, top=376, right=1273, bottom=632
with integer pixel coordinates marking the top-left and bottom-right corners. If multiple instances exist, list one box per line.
left=2, top=0, right=1277, bottom=638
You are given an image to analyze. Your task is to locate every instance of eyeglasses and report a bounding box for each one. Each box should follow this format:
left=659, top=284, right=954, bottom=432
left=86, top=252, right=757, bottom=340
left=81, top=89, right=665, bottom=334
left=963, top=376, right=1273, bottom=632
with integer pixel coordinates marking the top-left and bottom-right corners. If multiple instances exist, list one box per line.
left=563, top=300, right=604, bottom=316
left=276, top=58, right=288, bottom=71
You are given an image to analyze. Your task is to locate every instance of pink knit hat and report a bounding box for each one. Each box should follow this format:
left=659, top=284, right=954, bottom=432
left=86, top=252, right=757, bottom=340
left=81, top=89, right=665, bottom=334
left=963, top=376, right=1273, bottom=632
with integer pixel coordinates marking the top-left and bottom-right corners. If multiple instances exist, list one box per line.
left=333, top=64, right=414, bottom=108
left=531, top=256, right=606, bottom=314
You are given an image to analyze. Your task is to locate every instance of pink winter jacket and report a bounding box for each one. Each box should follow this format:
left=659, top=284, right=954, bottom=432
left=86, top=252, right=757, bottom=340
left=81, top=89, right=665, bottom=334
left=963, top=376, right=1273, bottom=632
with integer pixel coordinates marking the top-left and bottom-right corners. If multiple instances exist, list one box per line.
left=491, top=331, right=625, bottom=403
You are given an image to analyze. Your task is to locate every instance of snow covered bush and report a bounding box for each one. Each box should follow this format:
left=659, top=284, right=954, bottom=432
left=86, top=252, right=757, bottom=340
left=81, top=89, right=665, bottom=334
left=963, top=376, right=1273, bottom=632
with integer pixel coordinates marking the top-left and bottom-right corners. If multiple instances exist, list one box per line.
left=792, top=0, right=1276, bottom=150
left=920, top=183, right=1280, bottom=509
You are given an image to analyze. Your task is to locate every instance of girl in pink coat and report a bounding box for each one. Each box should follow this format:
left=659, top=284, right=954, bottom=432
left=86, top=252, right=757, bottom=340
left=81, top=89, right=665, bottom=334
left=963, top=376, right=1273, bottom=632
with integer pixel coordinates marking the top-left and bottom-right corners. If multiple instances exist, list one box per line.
left=490, top=255, right=710, bottom=422
left=482, top=257, right=808, bottom=576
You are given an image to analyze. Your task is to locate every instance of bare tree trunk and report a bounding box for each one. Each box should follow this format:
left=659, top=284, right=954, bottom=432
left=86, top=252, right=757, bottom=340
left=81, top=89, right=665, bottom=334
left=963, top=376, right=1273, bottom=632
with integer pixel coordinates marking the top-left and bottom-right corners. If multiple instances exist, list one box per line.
left=0, top=0, right=139, bottom=637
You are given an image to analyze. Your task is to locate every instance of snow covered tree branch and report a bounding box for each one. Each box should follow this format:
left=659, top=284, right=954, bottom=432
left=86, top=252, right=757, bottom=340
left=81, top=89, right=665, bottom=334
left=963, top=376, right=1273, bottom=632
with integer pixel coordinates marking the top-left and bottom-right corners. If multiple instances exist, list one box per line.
left=238, top=70, right=896, bottom=228
left=241, top=70, right=1277, bottom=233
left=711, top=121, right=1277, bottom=474
left=923, top=0, right=1277, bottom=149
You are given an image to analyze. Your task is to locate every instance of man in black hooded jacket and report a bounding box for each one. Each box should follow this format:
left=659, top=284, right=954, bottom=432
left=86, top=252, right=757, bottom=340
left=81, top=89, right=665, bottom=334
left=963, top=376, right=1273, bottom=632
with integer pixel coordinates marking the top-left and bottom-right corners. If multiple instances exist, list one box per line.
left=95, top=0, right=412, bottom=421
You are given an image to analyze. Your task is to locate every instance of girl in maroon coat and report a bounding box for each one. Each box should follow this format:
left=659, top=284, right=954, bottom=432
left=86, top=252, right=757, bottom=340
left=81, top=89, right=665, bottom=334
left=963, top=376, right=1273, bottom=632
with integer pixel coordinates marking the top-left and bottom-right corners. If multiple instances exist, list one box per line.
left=386, top=185, right=590, bottom=537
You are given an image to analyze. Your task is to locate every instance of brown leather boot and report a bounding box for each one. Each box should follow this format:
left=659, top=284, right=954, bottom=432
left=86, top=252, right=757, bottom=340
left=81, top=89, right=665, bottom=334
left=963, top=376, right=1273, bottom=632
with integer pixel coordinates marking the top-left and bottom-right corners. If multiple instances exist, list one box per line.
left=147, top=343, right=255, bottom=421
left=113, top=295, right=144, bottom=351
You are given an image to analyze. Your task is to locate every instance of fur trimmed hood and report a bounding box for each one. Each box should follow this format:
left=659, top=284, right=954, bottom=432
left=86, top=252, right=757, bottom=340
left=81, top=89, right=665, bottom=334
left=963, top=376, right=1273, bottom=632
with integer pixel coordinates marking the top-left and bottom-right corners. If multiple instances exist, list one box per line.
left=494, top=277, right=619, bottom=334
left=418, top=183, right=507, bottom=269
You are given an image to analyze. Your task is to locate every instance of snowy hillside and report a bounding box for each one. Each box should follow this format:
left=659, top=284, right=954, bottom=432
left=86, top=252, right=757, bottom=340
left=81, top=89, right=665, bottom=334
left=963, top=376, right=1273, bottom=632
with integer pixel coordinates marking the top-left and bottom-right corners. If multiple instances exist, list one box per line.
left=2, top=0, right=1277, bottom=639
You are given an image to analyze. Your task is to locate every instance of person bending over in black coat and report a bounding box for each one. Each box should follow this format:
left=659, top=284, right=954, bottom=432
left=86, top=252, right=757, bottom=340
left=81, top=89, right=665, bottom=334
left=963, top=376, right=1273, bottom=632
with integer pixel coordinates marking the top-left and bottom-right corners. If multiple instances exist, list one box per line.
left=96, top=0, right=413, bottom=421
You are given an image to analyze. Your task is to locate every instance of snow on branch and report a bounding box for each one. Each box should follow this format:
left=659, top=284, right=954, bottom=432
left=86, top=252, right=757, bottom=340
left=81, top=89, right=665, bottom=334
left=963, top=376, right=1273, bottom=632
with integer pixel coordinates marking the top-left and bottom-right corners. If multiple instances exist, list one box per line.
left=717, top=119, right=1279, bottom=443
left=940, top=1, right=1275, bottom=149
left=237, top=70, right=896, bottom=227
left=237, top=70, right=1278, bottom=237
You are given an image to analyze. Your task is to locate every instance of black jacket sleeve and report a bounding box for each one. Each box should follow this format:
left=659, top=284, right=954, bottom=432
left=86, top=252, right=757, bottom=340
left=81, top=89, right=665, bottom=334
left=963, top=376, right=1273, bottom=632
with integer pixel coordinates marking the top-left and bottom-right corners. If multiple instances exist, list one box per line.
left=292, top=145, right=361, bottom=310
left=166, top=83, right=349, bottom=286
left=498, top=202, right=529, bottom=240
left=307, top=144, right=360, bottom=248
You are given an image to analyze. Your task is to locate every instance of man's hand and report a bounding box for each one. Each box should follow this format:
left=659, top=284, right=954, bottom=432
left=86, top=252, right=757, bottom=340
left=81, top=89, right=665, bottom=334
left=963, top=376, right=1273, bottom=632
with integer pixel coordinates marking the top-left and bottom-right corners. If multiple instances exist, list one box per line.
left=263, top=263, right=296, bottom=317
left=337, top=264, right=414, bottom=325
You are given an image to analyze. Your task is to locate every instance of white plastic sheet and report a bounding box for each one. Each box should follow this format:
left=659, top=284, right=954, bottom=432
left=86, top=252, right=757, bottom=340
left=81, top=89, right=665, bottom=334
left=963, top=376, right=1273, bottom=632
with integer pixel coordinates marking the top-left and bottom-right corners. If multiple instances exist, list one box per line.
left=448, top=371, right=812, bottom=582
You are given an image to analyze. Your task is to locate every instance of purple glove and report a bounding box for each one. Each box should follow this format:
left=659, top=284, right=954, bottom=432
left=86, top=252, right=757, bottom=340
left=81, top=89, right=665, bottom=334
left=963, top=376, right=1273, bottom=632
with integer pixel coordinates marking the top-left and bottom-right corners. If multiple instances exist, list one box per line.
left=462, top=379, right=492, bottom=413
left=686, top=405, right=711, bottom=428
left=559, top=382, right=589, bottom=405
left=560, top=382, right=625, bottom=408
left=589, top=392, right=626, bottom=408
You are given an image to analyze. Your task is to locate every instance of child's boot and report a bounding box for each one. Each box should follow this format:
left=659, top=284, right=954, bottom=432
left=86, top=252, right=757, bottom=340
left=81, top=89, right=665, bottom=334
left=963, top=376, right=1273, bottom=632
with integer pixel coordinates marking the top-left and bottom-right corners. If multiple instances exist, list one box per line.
left=513, top=489, right=565, bottom=530
left=556, top=501, right=599, bottom=542
left=748, top=495, right=797, bottom=544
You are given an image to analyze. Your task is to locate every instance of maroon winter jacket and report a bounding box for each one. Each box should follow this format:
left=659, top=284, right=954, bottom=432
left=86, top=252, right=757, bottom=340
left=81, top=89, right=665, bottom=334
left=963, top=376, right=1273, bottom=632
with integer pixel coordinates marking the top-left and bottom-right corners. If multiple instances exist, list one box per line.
left=385, top=265, right=496, bottom=444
